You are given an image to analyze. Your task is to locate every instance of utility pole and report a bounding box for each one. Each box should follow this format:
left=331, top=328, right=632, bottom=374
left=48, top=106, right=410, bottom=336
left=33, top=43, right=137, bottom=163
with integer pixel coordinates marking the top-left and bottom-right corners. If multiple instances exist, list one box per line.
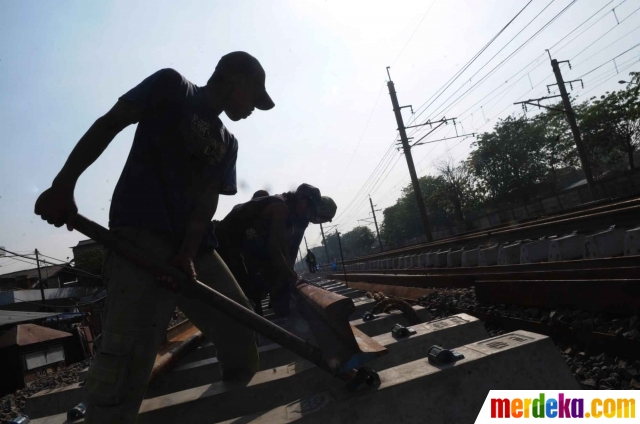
left=548, top=55, right=595, bottom=196
left=298, top=248, right=304, bottom=272
left=369, top=195, right=383, bottom=253
left=386, top=67, right=433, bottom=242
left=319, top=223, right=330, bottom=264
left=335, top=230, right=347, bottom=283
left=35, top=249, right=46, bottom=307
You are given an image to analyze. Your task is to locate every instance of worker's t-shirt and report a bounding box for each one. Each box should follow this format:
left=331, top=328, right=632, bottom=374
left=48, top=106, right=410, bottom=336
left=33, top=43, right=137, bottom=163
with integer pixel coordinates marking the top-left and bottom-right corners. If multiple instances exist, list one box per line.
left=109, top=69, right=238, bottom=248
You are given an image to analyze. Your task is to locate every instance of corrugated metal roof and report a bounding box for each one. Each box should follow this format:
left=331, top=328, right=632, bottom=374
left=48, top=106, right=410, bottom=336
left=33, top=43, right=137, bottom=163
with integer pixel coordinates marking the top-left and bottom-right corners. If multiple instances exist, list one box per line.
left=0, top=287, right=102, bottom=307
left=75, top=239, right=98, bottom=247
left=0, top=310, right=61, bottom=327
left=0, top=265, right=65, bottom=281
left=0, top=323, right=72, bottom=349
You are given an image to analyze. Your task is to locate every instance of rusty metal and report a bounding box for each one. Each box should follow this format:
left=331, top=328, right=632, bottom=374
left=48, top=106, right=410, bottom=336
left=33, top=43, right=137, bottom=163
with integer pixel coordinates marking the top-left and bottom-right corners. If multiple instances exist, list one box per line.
left=475, top=279, right=640, bottom=315
left=370, top=298, right=422, bottom=324
left=331, top=264, right=640, bottom=289
left=294, top=283, right=387, bottom=374
left=149, top=321, right=204, bottom=383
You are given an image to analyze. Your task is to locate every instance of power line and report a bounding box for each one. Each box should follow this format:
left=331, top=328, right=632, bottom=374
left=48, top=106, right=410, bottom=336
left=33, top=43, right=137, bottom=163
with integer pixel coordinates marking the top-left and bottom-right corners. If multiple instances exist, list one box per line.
left=576, top=54, right=640, bottom=98
left=570, top=4, right=640, bottom=64
left=550, top=0, right=623, bottom=55
left=577, top=42, right=640, bottom=78
left=406, top=0, right=535, bottom=127
left=0, top=247, right=102, bottom=279
left=335, top=82, right=386, bottom=189
left=422, top=0, right=579, bottom=128
left=391, top=0, right=439, bottom=67
left=332, top=141, right=398, bottom=223
left=440, top=0, right=624, bottom=132
left=411, top=1, right=628, bottom=146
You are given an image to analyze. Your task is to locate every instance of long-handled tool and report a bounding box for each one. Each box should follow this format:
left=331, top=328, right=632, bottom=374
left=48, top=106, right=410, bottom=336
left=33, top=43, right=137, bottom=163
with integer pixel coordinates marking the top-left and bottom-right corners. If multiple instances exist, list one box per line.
left=72, top=214, right=386, bottom=388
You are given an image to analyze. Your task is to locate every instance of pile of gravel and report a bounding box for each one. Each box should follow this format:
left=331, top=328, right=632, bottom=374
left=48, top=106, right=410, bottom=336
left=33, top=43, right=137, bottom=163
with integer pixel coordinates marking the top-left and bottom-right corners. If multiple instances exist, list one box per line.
left=418, top=289, right=640, bottom=339
left=562, top=350, right=640, bottom=390
left=0, top=359, right=90, bottom=422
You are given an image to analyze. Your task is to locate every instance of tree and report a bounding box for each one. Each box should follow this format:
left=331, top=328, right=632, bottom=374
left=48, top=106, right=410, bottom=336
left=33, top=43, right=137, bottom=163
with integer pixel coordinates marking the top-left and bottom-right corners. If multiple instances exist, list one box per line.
left=536, top=106, right=581, bottom=190
left=580, top=79, right=640, bottom=172
left=435, top=159, right=484, bottom=225
left=322, top=226, right=376, bottom=260
left=380, top=175, right=455, bottom=246
left=469, top=115, right=549, bottom=204
left=74, top=248, right=106, bottom=286
left=341, top=226, right=376, bottom=257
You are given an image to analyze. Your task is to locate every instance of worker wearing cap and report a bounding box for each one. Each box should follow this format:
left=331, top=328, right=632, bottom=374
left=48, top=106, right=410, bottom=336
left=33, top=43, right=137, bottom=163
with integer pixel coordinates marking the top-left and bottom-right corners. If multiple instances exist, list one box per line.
left=215, top=184, right=337, bottom=316
left=34, top=52, right=274, bottom=423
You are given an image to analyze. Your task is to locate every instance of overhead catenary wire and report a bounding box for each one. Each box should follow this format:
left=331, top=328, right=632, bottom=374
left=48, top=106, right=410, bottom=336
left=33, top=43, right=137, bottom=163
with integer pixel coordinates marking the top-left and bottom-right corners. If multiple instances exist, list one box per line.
left=367, top=2, right=638, bottom=218
left=410, top=1, right=633, bottom=146
left=0, top=247, right=102, bottom=279
left=405, top=0, right=536, bottom=128
left=577, top=42, right=640, bottom=79
left=570, top=4, right=640, bottom=65
left=391, top=0, right=439, bottom=67
left=420, top=0, right=579, bottom=128
left=425, top=0, right=624, bottom=134
left=334, top=0, right=635, bottom=234
left=334, top=82, right=387, bottom=189
left=332, top=140, right=399, bottom=224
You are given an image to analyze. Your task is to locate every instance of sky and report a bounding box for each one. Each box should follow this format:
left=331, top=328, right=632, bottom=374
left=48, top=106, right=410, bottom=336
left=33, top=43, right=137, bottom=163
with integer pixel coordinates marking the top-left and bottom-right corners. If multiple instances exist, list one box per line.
left=1, top=0, right=639, bottom=273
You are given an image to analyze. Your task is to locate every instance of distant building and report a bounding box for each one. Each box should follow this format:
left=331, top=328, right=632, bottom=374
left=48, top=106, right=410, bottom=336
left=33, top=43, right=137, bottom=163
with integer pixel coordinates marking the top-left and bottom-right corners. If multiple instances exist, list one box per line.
left=0, top=264, right=77, bottom=292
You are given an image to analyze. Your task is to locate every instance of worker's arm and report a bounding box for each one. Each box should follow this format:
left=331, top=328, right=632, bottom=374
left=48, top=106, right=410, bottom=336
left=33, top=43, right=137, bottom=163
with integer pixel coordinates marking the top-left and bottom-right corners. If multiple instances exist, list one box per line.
left=34, top=99, right=142, bottom=230
left=172, top=181, right=221, bottom=284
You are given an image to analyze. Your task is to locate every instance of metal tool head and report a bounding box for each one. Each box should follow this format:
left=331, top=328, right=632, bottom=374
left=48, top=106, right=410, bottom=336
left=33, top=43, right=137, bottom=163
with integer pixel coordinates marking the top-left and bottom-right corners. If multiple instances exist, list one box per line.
left=292, top=283, right=387, bottom=375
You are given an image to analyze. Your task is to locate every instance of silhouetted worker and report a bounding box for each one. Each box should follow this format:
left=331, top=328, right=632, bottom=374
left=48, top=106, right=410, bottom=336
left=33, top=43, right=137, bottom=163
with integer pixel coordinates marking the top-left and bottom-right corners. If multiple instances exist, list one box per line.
left=215, top=184, right=337, bottom=316
left=305, top=249, right=317, bottom=273
left=34, top=51, right=274, bottom=423
left=252, top=189, right=269, bottom=199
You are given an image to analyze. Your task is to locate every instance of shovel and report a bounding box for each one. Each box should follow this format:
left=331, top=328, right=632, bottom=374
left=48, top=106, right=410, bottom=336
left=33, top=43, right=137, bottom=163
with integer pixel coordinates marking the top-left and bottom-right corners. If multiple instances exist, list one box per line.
left=72, top=214, right=386, bottom=388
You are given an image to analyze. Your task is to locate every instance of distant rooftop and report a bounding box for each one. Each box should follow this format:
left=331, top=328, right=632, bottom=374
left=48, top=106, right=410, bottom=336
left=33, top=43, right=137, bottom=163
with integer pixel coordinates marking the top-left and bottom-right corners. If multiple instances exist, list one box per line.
left=0, top=310, right=61, bottom=328
left=74, top=239, right=98, bottom=247
left=0, top=323, right=72, bottom=349
left=0, top=264, right=65, bottom=281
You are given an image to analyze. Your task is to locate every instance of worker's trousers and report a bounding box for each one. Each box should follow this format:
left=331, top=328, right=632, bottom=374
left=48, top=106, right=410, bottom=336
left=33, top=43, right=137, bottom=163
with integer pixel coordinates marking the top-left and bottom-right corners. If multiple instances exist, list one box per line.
left=84, top=227, right=259, bottom=423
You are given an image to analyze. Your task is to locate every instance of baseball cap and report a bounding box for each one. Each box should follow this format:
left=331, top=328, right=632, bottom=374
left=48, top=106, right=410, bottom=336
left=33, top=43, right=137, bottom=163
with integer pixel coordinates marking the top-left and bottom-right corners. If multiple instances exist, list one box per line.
left=295, top=184, right=322, bottom=205
left=252, top=189, right=270, bottom=199
left=215, top=51, right=275, bottom=110
left=310, top=196, right=337, bottom=224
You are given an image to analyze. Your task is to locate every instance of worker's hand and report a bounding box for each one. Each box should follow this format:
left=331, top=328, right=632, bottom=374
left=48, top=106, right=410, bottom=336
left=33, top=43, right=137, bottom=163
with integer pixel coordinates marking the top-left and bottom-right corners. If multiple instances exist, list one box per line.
left=295, top=277, right=310, bottom=287
left=34, top=181, right=78, bottom=231
left=157, top=254, right=198, bottom=293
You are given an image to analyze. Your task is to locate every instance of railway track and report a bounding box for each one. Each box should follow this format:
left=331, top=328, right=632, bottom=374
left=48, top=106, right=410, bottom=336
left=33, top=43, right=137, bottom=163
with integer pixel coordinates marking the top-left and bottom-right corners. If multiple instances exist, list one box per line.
left=26, top=276, right=593, bottom=423
left=340, top=194, right=640, bottom=265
